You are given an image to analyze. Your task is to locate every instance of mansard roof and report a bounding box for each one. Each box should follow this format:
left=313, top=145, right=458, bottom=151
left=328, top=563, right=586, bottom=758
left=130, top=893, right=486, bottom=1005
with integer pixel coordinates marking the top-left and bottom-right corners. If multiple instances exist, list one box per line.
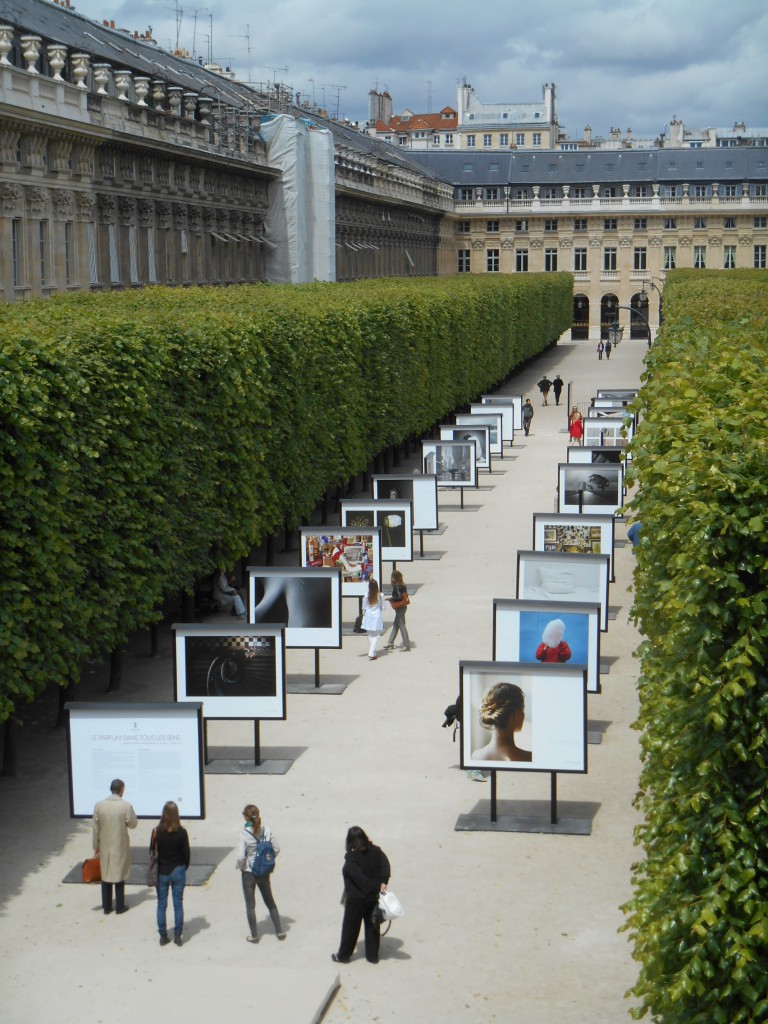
left=406, top=149, right=768, bottom=186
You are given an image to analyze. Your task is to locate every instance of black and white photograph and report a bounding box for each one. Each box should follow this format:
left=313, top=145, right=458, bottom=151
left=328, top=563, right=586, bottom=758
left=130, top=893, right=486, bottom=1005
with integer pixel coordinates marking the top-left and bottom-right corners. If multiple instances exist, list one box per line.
left=247, top=566, right=341, bottom=649
left=596, top=389, right=639, bottom=402
left=340, top=498, right=414, bottom=562
left=516, top=550, right=611, bottom=631
left=532, top=512, right=616, bottom=580
left=558, top=463, right=624, bottom=515
left=301, top=527, right=382, bottom=598
left=480, top=395, right=522, bottom=436
left=456, top=412, right=504, bottom=457
left=460, top=661, right=587, bottom=774
left=422, top=440, right=478, bottom=488
left=567, top=446, right=624, bottom=466
left=372, top=474, right=439, bottom=532
left=440, top=424, right=490, bottom=469
left=174, top=623, right=286, bottom=720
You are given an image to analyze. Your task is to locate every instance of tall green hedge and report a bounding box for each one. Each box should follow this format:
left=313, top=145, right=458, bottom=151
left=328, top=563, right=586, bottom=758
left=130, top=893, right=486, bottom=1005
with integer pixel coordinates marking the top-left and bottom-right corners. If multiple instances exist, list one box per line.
left=0, top=273, right=571, bottom=721
left=623, top=269, right=768, bottom=1022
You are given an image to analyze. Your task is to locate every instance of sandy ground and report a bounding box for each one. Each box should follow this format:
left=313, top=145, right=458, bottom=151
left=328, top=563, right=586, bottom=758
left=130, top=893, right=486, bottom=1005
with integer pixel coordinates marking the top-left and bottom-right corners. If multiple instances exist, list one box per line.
left=0, top=336, right=648, bottom=1024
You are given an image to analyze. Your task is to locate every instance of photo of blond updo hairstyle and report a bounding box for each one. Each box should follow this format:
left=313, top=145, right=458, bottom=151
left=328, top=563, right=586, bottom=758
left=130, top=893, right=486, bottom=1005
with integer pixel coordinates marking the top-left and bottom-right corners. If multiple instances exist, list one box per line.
left=479, top=683, right=525, bottom=731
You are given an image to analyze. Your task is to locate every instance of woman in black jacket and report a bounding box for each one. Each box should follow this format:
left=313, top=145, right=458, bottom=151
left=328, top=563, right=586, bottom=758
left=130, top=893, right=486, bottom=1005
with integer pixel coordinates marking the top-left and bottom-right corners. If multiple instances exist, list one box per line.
left=332, top=826, right=390, bottom=965
left=154, top=800, right=190, bottom=947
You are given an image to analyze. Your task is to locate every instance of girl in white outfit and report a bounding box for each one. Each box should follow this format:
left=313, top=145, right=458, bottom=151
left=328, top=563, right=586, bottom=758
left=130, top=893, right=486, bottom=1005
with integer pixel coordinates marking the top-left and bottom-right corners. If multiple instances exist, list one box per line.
left=361, top=578, right=385, bottom=660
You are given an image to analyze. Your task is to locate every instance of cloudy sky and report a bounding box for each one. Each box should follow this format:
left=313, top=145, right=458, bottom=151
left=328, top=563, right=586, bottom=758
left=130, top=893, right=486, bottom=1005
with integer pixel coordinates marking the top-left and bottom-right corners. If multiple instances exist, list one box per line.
left=73, top=0, right=767, bottom=139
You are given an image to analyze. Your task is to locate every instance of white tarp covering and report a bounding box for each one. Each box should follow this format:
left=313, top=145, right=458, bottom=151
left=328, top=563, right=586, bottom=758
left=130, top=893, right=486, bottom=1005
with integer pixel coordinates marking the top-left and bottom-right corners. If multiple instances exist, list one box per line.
left=259, top=114, right=336, bottom=284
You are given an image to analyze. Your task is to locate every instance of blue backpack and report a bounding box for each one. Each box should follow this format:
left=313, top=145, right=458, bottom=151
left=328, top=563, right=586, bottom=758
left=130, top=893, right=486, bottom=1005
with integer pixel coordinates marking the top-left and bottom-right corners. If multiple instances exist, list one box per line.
left=250, top=836, right=276, bottom=878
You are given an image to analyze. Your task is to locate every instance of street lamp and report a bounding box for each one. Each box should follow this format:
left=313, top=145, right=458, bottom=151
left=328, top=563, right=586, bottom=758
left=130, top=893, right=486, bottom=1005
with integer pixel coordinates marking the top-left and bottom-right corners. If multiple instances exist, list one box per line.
left=611, top=304, right=652, bottom=348
left=640, top=276, right=665, bottom=328
left=608, top=320, right=624, bottom=347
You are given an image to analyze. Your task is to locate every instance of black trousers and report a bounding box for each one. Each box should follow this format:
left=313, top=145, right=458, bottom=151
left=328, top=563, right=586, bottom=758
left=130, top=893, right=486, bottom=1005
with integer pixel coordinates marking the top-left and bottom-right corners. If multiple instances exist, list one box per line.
left=101, top=881, right=125, bottom=912
left=337, top=896, right=380, bottom=962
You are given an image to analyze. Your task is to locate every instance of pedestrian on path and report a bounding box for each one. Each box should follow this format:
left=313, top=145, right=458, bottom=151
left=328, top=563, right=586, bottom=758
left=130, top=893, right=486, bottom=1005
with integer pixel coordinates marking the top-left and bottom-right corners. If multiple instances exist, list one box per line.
left=537, top=375, right=553, bottom=405
left=522, top=399, right=534, bottom=436
left=362, top=578, right=385, bottom=660
left=237, top=804, right=286, bottom=943
left=552, top=375, right=564, bottom=405
left=597, top=340, right=604, bottom=360
left=605, top=339, right=612, bottom=360
left=384, top=570, right=411, bottom=651
left=92, top=778, right=138, bottom=915
left=332, top=826, right=390, bottom=965
left=569, top=406, right=584, bottom=445
left=154, top=800, right=190, bottom=947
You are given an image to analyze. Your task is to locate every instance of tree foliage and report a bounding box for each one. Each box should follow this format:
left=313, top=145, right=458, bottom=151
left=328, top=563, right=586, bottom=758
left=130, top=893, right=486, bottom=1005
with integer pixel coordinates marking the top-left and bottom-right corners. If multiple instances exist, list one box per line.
left=623, top=269, right=768, bottom=1023
left=0, top=273, right=571, bottom=721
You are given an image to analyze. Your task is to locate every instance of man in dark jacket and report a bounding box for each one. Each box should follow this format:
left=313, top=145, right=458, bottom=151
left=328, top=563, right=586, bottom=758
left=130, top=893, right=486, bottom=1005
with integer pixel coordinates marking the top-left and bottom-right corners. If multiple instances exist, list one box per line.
left=537, top=376, right=553, bottom=405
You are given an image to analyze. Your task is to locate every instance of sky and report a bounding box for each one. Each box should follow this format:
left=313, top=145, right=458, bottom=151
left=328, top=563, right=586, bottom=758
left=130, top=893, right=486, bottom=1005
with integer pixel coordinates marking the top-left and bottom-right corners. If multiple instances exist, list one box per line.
left=72, top=0, right=768, bottom=139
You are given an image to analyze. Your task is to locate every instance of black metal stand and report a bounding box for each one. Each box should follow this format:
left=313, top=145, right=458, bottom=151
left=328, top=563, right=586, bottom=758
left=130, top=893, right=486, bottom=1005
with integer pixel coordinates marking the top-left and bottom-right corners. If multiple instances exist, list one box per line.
left=455, top=769, right=592, bottom=835
left=314, top=648, right=320, bottom=689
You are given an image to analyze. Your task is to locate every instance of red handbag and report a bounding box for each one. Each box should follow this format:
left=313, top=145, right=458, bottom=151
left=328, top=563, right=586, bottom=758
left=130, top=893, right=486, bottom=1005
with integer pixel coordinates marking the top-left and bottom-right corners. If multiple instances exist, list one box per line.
left=82, top=857, right=102, bottom=883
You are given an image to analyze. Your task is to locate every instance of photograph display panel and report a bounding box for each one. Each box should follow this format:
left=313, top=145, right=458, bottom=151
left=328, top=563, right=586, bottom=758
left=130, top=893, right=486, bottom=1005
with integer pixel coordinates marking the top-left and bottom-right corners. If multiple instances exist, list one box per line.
left=532, top=511, right=615, bottom=581
left=480, top=396, right=521, bottom=436
left=596, top=389, right=639, bottom=401
left=516, top=550, right=610, bottom=631
left=300, top=527, right=382, bottom=597
left=583, top=417, right=633, bottom=448
left=372, top=474, right=438, bottom=532
left=456, top=413, right=503, bottom=456
left=558, top=463, right=624, bottom=516
left=440, top=424, right=490, bottom=468
left=567, top=446, right=624, bottom=466
left=422, top=441, right=477, bottom=488
left=174, top=623, right=286, bottom=720
left=67, top=703, right=204, bottom=818
left=247, top=567, right=341, bottom=649
left=492, top=598, right=601, bottom=693
left=340, top=499, right=413, bottom=562
left=592, top=398, right=632, bottom=410
left=460, top=661, right=587, bottom=773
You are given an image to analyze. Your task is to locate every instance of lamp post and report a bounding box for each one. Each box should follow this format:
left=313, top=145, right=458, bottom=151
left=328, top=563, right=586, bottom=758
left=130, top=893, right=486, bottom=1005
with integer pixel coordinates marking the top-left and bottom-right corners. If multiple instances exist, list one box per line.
left=611, top=305, right=652, bottom=348
left=640, top=276, right=665, bottom=331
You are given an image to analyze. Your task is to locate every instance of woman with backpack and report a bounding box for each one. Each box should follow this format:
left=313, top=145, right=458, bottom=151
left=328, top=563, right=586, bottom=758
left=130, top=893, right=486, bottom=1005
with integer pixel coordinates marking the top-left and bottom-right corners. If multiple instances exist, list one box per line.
left=236, top=804, right=286, bottom=943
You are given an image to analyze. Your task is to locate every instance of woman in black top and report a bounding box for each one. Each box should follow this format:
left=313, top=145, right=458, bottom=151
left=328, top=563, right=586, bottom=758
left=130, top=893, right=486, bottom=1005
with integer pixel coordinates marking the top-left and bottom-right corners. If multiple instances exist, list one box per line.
left=154, top=800, right=190, bottom=947
left=332, top=826, right=390, bottom=965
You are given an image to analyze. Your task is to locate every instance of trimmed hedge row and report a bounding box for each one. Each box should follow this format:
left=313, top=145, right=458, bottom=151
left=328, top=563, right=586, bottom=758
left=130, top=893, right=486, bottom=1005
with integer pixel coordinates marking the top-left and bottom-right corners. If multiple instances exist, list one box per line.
left=0, top=273, right=571, bottom=721
left=623, top=269, right=768, bottom=1022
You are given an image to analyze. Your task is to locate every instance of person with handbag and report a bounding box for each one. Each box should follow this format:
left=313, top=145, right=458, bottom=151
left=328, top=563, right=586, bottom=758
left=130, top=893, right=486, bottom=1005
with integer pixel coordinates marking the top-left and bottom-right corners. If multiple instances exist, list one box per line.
left=154, top=800, right=190, bottom=947
left=361, top=578, right=385, bottom=660
left=92, top=778, right=138, bottom=915
left=384, top=570, right=411, bottom=651
left=236, top=804, right=286, bottom=943
left=332, top=826, right=390, bottom=965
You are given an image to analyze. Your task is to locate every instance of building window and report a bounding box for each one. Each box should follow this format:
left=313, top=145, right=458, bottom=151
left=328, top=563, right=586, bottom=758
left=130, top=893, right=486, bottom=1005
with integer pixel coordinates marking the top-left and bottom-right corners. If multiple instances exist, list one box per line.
left=604, top=218, right=617, bottom=230
left=544, top=219, right=558, bottom=232
left=693, top=184, right=707, bottom=198
left=516, top=249, right=529, bottom=272
left=499, top=133, right=508, bottom=147
left=432, top=135, right=440, bottom=146
left=486, top=220, right=500, bottom=233
left=723, top=245, right=736, bottom=269
left=398, top=136, right=408, bottom=145
left=573, top=218, right=587, bottom=231
left=457, top=221, right=470, bottom=233
left=541, top=187, right=558, bottom=200
left=485, top=187, right=500, bottom=201
left=663, top=246, right=677, bottom=270
left=664, top=217, right=677, bottom=229
left=722, top=184, right=738, bottom=197
left=486, top=248, right=499, bottom=272
left=664, top=185, right=678, bottom=198
left=39, top=220, right=48, bottom=287
left=634, top=185, right=648, bottom=198
left=723, top=216, right=737, bottom=229
left=634, top=217, right=647, bottom=230
left=466, top=134, right=476, bottom=148
left=754, top=185, right=768, bottom=197
left=633, top=247, right=647, bottom=272
left=483, top=134, right=492, bottom=147
left=574, top=247, right=587, bottom=272
left=572, top=187, right=588, bottom=199
left=544, top=247, right=558, bottom=271
left=694, top=217, right=707, bottom=229
left=603, top=186, right=618, bottom=198
left=515, top=188, right=529, bottom=200
left=459, top=187, right=473, bottom=201
left=693, top=245, right=707, bottom=269
left=516, top=133, right=525, bottom=146
left=458, top=249, right=471, bottom=273
left=444, top=133, right=453, bottom=145
left=532, top=133, right=542, bottom=146
left=603, top=247, right=617, bottom=272
left=755, top=245, right=767, bottom=269
left=64, top=222, right=73, bottom=286
left=754, top=216, right=767, bottom=228
left=12, top=219, right=23, bottom=286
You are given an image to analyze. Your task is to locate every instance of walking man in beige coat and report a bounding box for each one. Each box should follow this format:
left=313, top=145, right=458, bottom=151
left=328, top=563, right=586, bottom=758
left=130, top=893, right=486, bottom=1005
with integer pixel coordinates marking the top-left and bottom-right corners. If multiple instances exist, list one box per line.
left=93, top=779, right=138, bottom=915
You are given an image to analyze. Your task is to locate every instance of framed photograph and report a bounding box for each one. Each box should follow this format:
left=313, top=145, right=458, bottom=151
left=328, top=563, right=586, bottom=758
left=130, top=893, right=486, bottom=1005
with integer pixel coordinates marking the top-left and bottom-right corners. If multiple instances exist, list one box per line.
left=583, top=417, right=633, bottom=449
left=516, top=550, right=610, bottom=631
left=340, top=499, right=413, bottom=562
left=460, top=661, right=587, bottom=773
left=567, top=446, right=624, bottom=466
left=173, top=623, right=286, bottom=720
left=480, top=395, right=521, bottom=437
left=300, top=527, right=382, bottom=597
left=372, top=474, right=438, bottom=532
left=422, top=440, right=477, bottom=488
left=592, top=398, right=632, bottom=410
left=492, top=599, right=601, bottom=693
left=532, top=512, right=615, bottom=580
left=558, top=463, right=624, bottom=516
left=456, top=412, right=503, bottom=457
left=596, top=388, right=638, bottom=402
left=440, top=424, right=490, bottom=469
left=66, top=702, right=205, bottom=818
left=247, top=567, right=341, bottom=649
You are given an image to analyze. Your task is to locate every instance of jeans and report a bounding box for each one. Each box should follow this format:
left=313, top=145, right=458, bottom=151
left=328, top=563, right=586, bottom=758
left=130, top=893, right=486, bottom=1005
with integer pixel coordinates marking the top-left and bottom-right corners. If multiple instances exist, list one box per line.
left=387, top=608, right=410, bottom=648
left=157, top=864, right=186, bottom=938
left=241, top=871, right=283, bottom=938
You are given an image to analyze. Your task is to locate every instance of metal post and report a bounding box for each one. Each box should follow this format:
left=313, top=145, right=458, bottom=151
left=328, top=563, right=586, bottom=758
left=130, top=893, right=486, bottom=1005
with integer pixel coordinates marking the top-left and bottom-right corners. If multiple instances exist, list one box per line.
left=314, top=648, right=320, bottom=689
left=490, top=770, right=497, bottom=823
left=550, top=772, right=558, bottom=825
left=254, top=720, right=261, bottom=766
